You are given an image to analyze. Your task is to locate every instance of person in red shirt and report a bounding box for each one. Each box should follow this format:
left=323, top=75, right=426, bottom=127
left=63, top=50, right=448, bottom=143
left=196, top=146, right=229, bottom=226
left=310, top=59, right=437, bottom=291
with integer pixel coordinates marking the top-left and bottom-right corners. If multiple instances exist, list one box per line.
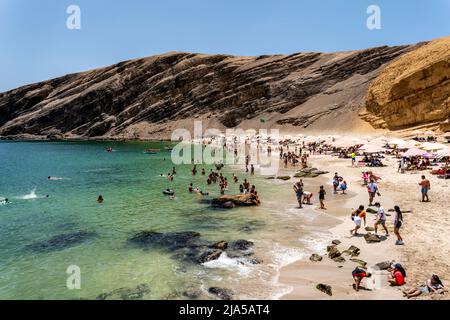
left=388, top=263, right=406, bottom=286
left=352, top=267, right=372, bottom=291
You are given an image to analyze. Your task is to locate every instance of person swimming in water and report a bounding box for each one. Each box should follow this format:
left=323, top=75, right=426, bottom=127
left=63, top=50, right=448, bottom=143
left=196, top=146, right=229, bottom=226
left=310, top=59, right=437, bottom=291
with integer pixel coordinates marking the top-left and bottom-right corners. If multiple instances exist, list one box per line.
left=97, top=195, right=104, bottom=203
left=188, top=183, right=194, bottom=193
left=1, top=198, right=9, bottom=205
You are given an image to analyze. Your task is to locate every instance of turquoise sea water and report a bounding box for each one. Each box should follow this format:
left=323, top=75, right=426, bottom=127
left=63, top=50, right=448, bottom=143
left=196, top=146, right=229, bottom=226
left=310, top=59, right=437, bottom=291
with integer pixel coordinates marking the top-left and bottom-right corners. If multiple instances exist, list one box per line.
left=0, top=141, right=328, bottom=300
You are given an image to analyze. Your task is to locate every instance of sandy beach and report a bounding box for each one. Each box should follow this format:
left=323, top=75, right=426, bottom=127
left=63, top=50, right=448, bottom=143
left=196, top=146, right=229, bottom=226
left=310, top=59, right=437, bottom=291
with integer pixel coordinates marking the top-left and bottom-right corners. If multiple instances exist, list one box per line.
left=276, top=151, right=450, bottom=300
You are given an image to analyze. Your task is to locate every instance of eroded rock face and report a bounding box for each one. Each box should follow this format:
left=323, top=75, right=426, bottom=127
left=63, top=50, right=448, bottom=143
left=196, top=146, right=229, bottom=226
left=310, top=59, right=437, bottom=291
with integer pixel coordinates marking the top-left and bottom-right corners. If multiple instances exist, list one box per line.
left=363, top=36, right=450, bottom=130
left=0, top=44, right=416, bottom=140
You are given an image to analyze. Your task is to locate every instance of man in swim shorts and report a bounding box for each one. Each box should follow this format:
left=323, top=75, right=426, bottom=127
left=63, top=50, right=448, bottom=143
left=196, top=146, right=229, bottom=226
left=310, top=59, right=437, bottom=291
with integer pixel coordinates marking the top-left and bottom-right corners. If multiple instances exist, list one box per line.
left=419, top=175, right=430, bottom=202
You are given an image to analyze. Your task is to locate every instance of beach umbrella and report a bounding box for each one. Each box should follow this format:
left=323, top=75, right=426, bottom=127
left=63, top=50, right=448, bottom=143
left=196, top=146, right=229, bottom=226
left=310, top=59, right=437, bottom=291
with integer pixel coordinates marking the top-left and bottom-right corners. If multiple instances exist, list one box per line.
left=388, top=138, right=406, bottom=146
left=420, top=142, right=447, bottom=151
left=332, top=139, right=358, bottom=148
left=422, top=152, right=437, bottom=158
left=437, top=148, right=450, bottom=157
left=358, top=144, right=388, bottom=153
left=402, top=147, right=426, bottom=157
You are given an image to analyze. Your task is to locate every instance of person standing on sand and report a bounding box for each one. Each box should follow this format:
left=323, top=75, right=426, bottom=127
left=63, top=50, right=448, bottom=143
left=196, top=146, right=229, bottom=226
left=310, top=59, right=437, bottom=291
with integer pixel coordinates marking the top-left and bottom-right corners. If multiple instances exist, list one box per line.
left=293, top=182, right=304, bottom=209
left=350, top=205, right=366, bottom=235
left=351, top=152, right=356, bottom=166
left=374, top=202, right=389, bottom=236
left=250, top=164, right=255, bottom=175
left=419, top=175, right=431, bottom=202
left=394, top=205, right=404, bottom=245
left=367, top=179, right=378, bottom=206
left=319, top=186, right=326, bottom=209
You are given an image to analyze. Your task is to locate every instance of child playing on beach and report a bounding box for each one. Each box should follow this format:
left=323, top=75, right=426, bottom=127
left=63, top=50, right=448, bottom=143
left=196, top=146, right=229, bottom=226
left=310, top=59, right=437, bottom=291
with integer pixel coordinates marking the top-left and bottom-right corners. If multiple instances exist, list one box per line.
left=319, top=186, right=326, bottom=209
left=340, top=180, right=347, bottom=194
left=302, top=191, right=313, bottom=205
left=352, top=267, right=372, bottom=292
left=350, top=205, right=366, bottom=235
left=388, top=263, right=406, bottom=287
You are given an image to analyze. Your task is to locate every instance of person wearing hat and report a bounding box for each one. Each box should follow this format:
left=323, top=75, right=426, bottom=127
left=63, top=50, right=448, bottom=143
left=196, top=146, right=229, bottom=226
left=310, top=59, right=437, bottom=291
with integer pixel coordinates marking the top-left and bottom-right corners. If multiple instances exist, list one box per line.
left=388, top=263, right=406, bottom=286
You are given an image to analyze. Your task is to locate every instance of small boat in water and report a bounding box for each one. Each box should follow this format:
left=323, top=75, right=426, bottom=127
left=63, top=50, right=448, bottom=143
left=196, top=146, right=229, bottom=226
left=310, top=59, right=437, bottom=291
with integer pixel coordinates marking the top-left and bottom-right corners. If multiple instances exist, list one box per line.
left=144, top=148, right=160, bottom=154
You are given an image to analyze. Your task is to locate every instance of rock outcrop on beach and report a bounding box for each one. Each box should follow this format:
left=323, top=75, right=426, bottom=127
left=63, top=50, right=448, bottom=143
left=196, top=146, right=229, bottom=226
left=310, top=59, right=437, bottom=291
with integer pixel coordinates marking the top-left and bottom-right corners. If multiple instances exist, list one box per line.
left=361, top=36, right=450, bottom=131
left=211, top=194, right=257, bottom=208
left=0, top=41, right=429, bottom=140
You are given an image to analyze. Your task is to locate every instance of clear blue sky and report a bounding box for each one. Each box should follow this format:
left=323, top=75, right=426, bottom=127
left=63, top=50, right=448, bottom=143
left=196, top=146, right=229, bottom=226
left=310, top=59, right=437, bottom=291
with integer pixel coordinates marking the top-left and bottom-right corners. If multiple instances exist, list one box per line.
left=1, top=0, right=449, bottom=92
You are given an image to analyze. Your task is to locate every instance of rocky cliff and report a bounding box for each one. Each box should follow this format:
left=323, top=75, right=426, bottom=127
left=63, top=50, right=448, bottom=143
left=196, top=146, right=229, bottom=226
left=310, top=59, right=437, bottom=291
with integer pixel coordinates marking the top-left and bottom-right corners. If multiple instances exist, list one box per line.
left=0, top=43, right=429, bottom=140
left=361, top=36, right=450, bottom=131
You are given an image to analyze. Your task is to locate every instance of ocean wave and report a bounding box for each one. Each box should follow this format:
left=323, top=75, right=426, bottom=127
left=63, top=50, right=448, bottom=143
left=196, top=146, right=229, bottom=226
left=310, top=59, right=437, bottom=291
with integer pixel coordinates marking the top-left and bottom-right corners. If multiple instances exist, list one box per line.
left=202, top=252, right=254, bottom=276
left=298, top=230, right=336, bottom=254
left=15, top=188, right=48, bottom=200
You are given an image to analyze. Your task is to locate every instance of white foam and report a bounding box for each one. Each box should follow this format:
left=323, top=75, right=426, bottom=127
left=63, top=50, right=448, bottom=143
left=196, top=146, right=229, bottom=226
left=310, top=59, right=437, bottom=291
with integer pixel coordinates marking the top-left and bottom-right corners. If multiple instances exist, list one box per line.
left=270, top=243, right=307, bottom=267
left=16, top=188, right=47, bottom=200
left=202, top=252, right=253, bottom=276
left=298, top=230, right=336, bottom=254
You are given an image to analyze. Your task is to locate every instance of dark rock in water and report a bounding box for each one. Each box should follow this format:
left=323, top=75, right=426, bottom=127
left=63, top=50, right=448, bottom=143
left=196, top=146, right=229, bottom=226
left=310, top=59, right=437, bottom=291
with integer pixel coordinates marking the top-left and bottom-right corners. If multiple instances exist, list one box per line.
left=374, top=261, right=393, bottom=270
left=197, top=249, right=223, bottom=263
left=364, top=233, right=381, bottom=243
left=277, top=176, right=291, bottom=181
left=328, top=247, right=341, bottom=259
left=331, top=240, right=341, bottom=245
left=316, top=283, right=332, bottom=296
left=310, top=253, right=323, bottom=262
left=129, top=231, right=201, bottom=250
left=365, top=226, right=375, bottom=232
left=240, top=226, right=252, bottom=232
left=182, top=288, right=202, bottom=299
left=211, top=241, right=228, bottom=250
left=222, top=201, right=235, bottom=209
left=350, top=258, right=367, bottom=268
left=326, top=245, right=336, bottom=252
left=333, top=256, right=346, bottom=263
left=366, top=208, right=377, bottom=214
left=96, top=284, right=151, bottom=300
left=208, top=287, right=233, bottom=300
left=231, top=240, right=254, bottom=251
left=27, top=231, right=97, bottom=252
left=248, top=258, right=263, bottom=264
left=211, top=194, right=256, bottom=208
left=265, top=176, right=276, bottom=180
